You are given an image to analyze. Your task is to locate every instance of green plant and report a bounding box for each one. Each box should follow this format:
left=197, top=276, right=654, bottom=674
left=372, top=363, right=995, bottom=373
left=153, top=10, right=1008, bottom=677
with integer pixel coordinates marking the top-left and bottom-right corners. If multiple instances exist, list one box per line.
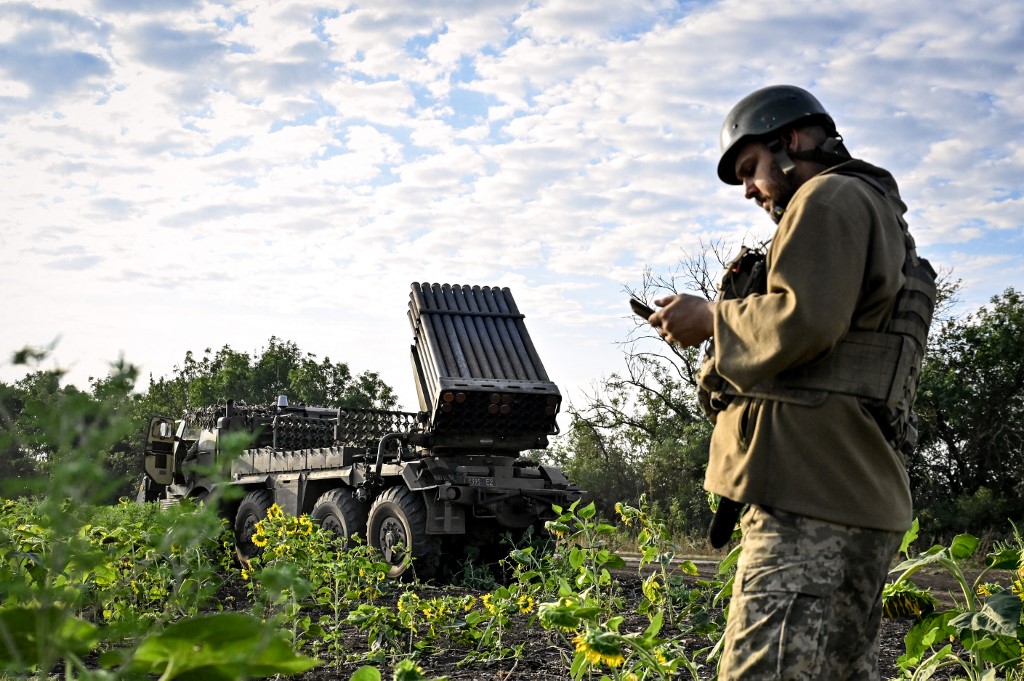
left=102, top=611, right=321, bottom=679
left=544, top=500, right=626, bottom=614
left=458, top=583, right=531, bottom=663
left=349, top=658, right=449, bottom=680
left=887, top=522, right=1024, bottom=680
left=347, top=591, right=418, bottom=663
left=70, top=498, right=229, bottom=637
left=0, top=360, right=142, bottom=676
left=528, top=498, right=726, bottom=680
left=538, top=598, right=697, bottom=680
left=617, top=497, right=700, bottom=628
left=0, top=352, right=319, bottom=679
left=242, top=503, right=397, bottom=666
left=446, top=546, right=501, bottom=591
left=310, top=538, right=393, bottom=667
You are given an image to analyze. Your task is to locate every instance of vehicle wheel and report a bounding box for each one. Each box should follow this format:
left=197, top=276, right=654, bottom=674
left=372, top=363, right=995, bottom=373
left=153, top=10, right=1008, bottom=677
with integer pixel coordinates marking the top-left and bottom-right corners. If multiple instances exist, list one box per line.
left=234, top=489, right=274, bottom=562
left=311, top=488, right=369, bottom=548
left=367, top=487, right=438, bottom=579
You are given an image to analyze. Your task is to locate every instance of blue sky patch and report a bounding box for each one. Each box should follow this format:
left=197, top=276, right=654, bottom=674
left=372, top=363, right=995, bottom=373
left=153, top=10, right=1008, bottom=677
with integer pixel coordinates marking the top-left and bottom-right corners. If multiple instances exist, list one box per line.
left=444, top=87, right=492, bottom=128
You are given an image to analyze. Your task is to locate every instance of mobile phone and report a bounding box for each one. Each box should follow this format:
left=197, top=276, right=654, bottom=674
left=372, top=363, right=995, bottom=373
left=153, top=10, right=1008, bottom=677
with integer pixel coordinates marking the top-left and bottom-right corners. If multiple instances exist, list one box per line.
left=629, top=296, right=655, bottom=320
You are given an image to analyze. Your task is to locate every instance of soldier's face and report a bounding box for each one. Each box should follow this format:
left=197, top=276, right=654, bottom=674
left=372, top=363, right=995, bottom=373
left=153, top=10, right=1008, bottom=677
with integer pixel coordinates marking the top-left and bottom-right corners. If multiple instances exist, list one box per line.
left=734, top=142, right=797, bottom=222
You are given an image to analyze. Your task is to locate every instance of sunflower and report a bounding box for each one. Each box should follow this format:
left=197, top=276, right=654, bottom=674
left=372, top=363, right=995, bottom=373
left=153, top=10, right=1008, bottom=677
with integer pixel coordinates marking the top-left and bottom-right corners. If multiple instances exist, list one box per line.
left=397, top=592, right=420, bottom=615
left=642, top=574, right=663, bottom=603
left=538, top=599, right=581, bottom=631
left=252, top=526, right=268, bottom=548
left=882, top=580, right=937, bottom=620
left=573, top=628, right=625, bottom=669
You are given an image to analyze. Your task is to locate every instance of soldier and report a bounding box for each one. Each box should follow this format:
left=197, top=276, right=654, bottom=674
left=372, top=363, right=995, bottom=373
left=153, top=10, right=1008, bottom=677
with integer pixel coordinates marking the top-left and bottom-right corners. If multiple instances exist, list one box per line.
left=647, top=85, right=934, bottom=679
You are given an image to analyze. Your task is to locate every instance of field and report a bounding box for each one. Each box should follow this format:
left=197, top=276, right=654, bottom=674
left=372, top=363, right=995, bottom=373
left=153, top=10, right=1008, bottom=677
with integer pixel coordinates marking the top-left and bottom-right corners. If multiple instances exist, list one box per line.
left=238, top=560, right=950, bottom=681
left=2, top=497, right=1021, bottom=681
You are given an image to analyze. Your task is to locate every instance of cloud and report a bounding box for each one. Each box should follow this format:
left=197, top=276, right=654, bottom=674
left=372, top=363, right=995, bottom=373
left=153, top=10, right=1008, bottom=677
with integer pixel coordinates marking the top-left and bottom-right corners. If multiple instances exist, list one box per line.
left=46, top=254, right=103, bottom=270
left=128, top=22, right=229, bottom=71
left=1, top=0, right=1023, bottom=411
left=514, top=0, right=680, bottom=43
left=89, top=196, right=139, bottom=220
left=95, top=0, right=202, bottom=11
left=0, top=4, right=111, bottom=108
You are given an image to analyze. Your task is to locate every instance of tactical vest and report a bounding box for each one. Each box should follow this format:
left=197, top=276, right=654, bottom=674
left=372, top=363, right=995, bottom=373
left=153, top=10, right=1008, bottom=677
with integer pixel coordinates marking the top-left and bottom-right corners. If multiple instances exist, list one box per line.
left=697, top=174, right=937, bottom=456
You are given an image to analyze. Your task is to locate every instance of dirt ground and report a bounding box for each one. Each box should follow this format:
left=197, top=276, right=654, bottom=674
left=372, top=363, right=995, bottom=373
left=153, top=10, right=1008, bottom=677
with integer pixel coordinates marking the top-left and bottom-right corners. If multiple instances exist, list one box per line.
left=252, top=559, right=996, bottom=681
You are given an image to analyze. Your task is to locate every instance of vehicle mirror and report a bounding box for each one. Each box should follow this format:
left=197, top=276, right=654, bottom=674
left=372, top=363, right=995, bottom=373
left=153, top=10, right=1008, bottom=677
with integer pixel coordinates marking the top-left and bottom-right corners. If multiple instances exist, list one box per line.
left=151, top=419, right=172, bottom=438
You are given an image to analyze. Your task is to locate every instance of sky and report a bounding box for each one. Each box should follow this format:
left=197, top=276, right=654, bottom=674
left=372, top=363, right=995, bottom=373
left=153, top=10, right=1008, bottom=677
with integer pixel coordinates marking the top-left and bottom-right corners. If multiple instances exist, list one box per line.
left=1, top=0, right=1022, bottom=416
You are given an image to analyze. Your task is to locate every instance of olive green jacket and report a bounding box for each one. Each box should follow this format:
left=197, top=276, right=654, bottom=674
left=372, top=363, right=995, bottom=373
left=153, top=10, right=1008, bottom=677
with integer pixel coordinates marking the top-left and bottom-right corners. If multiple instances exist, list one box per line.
left=705, top=159, right=913, bottom=532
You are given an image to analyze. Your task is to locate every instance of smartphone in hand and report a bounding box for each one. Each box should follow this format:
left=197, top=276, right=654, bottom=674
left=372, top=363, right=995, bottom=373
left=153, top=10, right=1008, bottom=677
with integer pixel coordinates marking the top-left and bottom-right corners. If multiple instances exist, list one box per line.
left=629, top=296, right=655, bottom=320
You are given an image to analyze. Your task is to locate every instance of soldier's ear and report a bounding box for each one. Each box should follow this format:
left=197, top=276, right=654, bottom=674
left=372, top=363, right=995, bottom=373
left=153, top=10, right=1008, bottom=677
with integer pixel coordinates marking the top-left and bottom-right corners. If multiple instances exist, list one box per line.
left=784, top=128, right=801, bottom=153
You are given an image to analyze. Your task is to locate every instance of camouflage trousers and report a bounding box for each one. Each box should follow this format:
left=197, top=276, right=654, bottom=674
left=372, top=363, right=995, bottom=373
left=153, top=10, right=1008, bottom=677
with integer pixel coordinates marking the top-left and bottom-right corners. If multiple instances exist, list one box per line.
left=718, top=506, right=903, bottom=680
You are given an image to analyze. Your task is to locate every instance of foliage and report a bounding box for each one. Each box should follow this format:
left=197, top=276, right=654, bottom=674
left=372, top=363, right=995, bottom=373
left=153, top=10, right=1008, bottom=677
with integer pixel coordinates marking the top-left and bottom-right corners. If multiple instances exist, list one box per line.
left=349, top=659, right=449, bottom=681
left=4, top=262, right=1024, bottom=679
left=547, top=242, right=729, bottom=539
left=0, top=361, right=139, bottom=500
left=560, top=253, right=1022, bottom=548
left=549, top=355, right=713, bottom=537
left=242, top=502, right=393, bottom=667
left=4, top=362, right=1023, bottom=681
left=912, top=287, right=1024, bottom=541
left=622, top=496, right=739, bottom=668
left=526, top=498, right=738, bottom=680
left=145, top=336, right=398, bottom=416
left=1, top=338, right=399, bottom=502
left=0, top=367, right=318, bottom=679
left=885, top=521, right=1024, bottom=680
left=107, top=611, right=321, bottom=679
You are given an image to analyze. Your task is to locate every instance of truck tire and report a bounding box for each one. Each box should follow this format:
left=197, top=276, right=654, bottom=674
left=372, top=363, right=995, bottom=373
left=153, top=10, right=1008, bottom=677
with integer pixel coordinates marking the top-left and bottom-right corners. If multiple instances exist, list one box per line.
left=234, top=489, right=274, bottom=562
left=367, top=486, right=438, bottom=579
left=311, top=488, right=368, bottom=548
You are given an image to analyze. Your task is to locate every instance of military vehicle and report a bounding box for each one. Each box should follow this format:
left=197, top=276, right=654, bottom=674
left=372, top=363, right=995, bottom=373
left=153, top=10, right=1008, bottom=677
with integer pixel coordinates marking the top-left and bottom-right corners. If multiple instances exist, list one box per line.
left=141, top=283, right=583, bottom=577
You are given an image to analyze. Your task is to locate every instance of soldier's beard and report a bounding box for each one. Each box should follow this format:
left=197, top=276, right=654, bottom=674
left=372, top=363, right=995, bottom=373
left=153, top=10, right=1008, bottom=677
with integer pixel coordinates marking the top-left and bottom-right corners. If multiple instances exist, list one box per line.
left=766, top=164, right=801, bottom=224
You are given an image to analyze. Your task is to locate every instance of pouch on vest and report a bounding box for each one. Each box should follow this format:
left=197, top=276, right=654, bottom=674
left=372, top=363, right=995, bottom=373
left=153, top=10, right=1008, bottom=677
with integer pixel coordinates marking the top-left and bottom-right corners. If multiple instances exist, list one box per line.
left=696, top=246, right=767, bottom=424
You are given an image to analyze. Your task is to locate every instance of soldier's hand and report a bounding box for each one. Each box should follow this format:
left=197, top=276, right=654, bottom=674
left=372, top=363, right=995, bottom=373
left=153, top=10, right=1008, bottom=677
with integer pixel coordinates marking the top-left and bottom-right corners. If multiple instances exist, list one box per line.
left=649, top=294, right=715, bottom=348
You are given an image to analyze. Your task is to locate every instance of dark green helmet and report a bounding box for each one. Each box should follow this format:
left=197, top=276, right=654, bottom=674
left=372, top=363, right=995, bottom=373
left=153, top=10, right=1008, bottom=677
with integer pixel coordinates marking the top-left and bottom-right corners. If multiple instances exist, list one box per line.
left=717, top=85, right=836, bottom=185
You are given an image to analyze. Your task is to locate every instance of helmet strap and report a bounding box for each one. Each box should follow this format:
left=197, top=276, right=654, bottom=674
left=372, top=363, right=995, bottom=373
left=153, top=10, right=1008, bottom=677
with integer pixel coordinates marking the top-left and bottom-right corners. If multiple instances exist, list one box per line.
left=764, top=138, right=796, bottom=224
left=766, top=138, right=796, bottom=177
left=764, top=135, right=849, bottom=225
left=789, top=136, right=851, bottom=169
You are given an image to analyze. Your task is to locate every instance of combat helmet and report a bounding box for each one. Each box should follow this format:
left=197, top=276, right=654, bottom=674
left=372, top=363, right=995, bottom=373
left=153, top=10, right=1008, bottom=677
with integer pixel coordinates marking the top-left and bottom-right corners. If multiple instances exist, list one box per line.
left=717, top=85, right=846, bottom=185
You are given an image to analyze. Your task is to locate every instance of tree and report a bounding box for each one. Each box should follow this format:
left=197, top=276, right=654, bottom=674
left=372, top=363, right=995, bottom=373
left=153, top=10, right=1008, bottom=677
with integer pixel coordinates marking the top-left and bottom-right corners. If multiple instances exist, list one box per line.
left=0, top=377, right=38, bottom=494
left=3, top=370, right=80, bottom=476
left=0, top=359, right=140, bottom=501
left=89, top=362, right=145, bottom=496
left=551, top=243, right=727, bottom=535
left=912, top=287, right=1024, bottom=537
left=556, top=354, right=713, bottom=534
left=2, top=338, right=399, bottom=503
left=142, top=336, right=398, bottom=418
